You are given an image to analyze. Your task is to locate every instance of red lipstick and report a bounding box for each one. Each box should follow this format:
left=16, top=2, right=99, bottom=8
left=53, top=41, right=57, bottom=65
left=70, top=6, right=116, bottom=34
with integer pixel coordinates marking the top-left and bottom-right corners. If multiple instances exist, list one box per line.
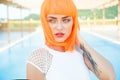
left=55, top=33, right=64, bottom=38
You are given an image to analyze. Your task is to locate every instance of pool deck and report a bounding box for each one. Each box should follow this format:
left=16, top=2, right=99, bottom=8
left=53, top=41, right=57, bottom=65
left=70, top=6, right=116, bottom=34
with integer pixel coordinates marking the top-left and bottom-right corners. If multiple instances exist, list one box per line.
left=81, top=25, right=120, bottom=45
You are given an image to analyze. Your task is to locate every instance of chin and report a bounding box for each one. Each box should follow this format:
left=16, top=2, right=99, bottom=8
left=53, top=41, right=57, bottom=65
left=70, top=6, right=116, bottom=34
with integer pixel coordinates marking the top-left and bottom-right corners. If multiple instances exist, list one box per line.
left=55, top=39, right=66, bottom=42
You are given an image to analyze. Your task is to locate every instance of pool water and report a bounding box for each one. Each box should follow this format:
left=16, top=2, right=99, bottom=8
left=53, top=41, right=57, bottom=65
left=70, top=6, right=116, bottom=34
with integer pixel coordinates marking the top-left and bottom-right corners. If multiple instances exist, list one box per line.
left=0, top=31, right=120, bottom=80
left=0, top=31, right=30, bottom=48
left=0, top=31, right=44, bottom=80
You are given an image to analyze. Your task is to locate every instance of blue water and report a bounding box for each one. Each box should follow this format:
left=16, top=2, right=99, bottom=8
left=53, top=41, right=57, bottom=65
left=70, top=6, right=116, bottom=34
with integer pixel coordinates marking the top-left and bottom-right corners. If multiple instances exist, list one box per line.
left=0, top=31, right=44, bottom=80
left=0, top=31, right=120, bottom=80
left=0, top=31, right=30, bottom=48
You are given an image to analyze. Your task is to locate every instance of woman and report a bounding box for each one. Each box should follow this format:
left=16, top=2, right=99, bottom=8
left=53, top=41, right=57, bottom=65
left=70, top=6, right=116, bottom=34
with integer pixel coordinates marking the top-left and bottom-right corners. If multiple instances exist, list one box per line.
left=27, top=0, right=116, bottom=80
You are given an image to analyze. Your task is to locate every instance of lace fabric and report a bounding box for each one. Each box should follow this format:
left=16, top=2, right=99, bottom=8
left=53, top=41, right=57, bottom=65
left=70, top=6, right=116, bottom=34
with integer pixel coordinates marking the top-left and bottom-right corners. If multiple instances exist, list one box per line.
left=27, top=47, right=53, bottom=74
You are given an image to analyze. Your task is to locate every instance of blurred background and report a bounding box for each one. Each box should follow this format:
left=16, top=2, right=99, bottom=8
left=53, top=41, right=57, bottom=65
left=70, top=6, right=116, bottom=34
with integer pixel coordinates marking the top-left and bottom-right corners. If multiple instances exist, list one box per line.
left=0, top=0, right=120, bottom=80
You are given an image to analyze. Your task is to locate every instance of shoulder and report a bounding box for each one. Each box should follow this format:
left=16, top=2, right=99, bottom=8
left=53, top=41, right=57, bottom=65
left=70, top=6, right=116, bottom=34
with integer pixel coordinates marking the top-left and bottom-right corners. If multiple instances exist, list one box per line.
left=27, top=47, right=53, bottom=74
left=28, top=47, right=53, bottom=60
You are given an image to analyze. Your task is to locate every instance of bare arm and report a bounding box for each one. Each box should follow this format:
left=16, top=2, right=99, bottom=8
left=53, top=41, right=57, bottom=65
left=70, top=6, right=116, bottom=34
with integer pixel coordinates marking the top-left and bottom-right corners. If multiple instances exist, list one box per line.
left=77, top=34, right=116, bottom=80
left=26, top=63, right=45, bottom=80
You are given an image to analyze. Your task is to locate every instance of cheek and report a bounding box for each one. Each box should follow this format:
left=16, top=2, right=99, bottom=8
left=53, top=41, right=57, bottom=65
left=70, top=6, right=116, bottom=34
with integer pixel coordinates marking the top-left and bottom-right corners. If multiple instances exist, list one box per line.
left=67, top=26, right=72, bottom=34
left=65, top=23, right=73, bottom=35
left=49, top=24, right=55, bottom=33
left=68, top=21, right=73, bottom=31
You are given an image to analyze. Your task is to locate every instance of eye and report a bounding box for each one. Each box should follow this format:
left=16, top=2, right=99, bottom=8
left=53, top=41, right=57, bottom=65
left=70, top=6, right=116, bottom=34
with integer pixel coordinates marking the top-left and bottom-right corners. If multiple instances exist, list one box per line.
left=48, top=19, right=57, bottom=24
left=62, top=19, right=71, bottom=23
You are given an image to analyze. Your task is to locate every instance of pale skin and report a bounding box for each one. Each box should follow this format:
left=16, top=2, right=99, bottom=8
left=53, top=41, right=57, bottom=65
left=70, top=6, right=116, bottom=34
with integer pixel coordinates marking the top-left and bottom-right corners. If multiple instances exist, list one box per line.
left=47, top=14, right=73, bottom=43
left=27, top=14, right=116, bottom=80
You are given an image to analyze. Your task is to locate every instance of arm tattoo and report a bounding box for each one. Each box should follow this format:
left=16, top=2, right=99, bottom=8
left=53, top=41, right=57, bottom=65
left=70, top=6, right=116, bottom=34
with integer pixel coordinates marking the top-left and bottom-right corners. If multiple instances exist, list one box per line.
left=80, top=44, right=99, bottom=75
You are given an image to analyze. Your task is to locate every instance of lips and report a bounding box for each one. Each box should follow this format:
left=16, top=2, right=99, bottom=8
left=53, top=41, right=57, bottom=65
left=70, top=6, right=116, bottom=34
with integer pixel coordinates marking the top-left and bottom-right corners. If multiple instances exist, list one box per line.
left=54, top=33, right=64, bottom=38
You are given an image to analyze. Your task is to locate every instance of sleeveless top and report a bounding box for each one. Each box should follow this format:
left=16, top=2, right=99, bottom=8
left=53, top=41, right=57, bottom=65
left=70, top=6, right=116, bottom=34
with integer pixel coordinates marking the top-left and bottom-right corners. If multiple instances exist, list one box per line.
left=27, top=45, right=90, bottom=80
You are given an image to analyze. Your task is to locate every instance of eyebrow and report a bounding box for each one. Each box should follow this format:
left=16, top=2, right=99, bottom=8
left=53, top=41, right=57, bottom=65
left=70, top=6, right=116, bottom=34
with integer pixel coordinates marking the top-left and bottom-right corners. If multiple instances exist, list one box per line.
left=47, top=16, right=71, bottom=19
left=62, top=16, right=71, bottom=19
left=47, top=16, right=57, bottom=19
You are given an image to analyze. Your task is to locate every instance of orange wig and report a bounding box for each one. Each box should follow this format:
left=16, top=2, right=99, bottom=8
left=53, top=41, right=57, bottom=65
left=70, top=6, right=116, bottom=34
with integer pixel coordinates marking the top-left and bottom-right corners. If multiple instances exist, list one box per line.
left=40, top=0, right=80, bottom=51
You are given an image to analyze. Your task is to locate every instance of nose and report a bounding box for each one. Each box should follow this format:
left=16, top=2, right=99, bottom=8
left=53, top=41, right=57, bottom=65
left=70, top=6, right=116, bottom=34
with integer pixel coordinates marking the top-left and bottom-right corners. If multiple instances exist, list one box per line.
left=56, top=21, right=63, bottom=30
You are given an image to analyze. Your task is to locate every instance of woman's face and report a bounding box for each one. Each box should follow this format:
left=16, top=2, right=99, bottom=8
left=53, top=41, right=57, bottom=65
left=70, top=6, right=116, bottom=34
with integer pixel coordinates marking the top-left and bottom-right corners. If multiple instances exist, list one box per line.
left=47, top=14, right=73, bottom=42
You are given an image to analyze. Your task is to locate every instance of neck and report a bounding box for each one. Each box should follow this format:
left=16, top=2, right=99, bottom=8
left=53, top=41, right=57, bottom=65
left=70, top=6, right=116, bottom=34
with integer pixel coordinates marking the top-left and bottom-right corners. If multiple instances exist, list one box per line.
left=48, top=45, right=65, bottom=52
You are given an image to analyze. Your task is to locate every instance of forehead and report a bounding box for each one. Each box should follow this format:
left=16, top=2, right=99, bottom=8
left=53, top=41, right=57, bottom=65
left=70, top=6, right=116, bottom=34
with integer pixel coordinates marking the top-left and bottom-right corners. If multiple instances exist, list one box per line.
left=47, top=14, right=72, bottom=19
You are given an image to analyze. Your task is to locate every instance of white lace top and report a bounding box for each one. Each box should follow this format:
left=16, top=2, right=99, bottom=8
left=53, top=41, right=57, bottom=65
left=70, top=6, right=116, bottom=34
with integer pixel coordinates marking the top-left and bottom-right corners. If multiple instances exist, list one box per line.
left=27, top=45, right=90, bottom=80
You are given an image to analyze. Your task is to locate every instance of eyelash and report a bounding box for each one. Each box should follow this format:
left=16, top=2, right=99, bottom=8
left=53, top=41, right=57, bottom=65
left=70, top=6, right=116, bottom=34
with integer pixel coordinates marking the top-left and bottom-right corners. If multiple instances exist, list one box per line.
left=48, top=19, right=71, bottom=23
left=63, top=19, right=71, bottom=23
left=48, top=19, right=57, bottom=23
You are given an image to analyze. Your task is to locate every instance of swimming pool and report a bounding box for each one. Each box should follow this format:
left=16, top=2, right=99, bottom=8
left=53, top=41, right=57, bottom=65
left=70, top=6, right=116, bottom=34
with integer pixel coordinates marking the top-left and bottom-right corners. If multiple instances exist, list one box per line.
left=0, top=31, right=30, bottom=48
left=0, top=30, right=120, bottom=80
